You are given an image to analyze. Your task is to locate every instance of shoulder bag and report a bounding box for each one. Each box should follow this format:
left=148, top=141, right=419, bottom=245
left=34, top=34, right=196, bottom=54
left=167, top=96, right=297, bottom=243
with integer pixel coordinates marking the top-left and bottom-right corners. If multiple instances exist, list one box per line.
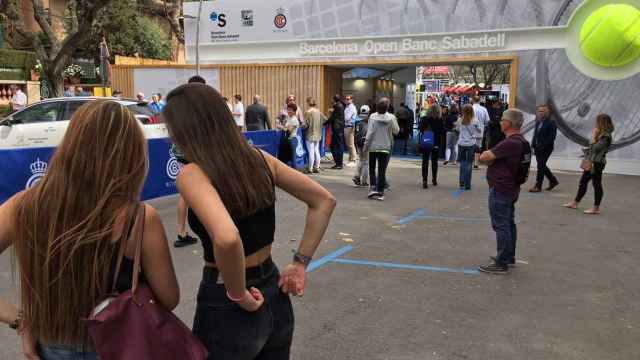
left=85, top=205, right=208, bottom=360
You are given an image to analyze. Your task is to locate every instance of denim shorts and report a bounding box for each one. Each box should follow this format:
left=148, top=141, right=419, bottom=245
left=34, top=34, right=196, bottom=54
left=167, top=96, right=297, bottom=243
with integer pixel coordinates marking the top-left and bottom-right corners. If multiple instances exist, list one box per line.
left=38, top=344, right=98, bottom=360
left=192, top=258, right=294, bottom=360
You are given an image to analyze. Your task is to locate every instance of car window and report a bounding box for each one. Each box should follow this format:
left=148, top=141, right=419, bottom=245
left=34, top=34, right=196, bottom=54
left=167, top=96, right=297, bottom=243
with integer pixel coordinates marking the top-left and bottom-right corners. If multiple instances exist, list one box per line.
left=63, top=100, right=90, bottom=121
left=12, top=102, right=62, bottom=124
left=126, top=104, right=157, bottom=124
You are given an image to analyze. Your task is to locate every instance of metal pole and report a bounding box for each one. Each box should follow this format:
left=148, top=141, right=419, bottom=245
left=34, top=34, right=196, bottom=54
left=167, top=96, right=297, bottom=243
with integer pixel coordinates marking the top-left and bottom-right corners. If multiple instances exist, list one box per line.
left=196, top=0, right=204, bottom=75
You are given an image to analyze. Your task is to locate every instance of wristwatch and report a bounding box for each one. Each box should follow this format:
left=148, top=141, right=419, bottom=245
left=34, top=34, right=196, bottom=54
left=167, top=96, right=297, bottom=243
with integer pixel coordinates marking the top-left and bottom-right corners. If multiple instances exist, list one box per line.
left=292, top=251, right=312, bottom=266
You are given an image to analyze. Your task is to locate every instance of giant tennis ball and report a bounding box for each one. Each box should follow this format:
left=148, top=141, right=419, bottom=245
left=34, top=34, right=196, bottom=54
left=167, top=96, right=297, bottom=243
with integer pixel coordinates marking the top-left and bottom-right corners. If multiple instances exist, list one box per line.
left=580, top=3, right=640, bottom=67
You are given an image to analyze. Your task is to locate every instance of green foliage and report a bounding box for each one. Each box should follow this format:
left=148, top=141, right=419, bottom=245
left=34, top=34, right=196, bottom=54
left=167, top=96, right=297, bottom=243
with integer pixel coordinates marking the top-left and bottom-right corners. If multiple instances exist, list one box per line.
left=0, top=49, right=36, bottom=80
left=75, top=0, right=172, bottom=61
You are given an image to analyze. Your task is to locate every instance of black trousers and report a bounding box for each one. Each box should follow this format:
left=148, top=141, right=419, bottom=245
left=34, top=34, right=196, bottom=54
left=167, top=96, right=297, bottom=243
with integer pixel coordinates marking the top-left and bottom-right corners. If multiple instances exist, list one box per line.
left=575, top=162, right=606, bottom=206
left=193, top=258, right=294, bottom=360
left=421, top=146, right=439, bottom=182
left=369, top=152, right=390, bottom=194
left=331, top=130, right=345, bottom=167
left=535, top=148, right=558, bottom=187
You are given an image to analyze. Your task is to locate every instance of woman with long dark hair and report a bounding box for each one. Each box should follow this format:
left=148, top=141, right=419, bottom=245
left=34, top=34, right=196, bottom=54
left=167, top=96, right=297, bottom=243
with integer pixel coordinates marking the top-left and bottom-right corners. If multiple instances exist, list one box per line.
left=0, top=101, right=179, bottom=359
left=162, top=83, right=336, bottom=360
left=563, top=114, right=614, bottom=215
left=419, top=104, right=444, bottom=188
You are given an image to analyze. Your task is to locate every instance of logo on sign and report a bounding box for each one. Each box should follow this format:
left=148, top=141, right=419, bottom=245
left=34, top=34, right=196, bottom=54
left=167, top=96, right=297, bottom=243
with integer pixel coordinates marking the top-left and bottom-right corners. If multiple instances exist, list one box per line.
left=26, top=158, right=47, bottom=189
left=210, top=11, right=227, bottom=27
left=241, top=10, right=254, bottom=27
left=166, top=149, right=183, bottom=180
left=274, top=8, right=287, bottom=29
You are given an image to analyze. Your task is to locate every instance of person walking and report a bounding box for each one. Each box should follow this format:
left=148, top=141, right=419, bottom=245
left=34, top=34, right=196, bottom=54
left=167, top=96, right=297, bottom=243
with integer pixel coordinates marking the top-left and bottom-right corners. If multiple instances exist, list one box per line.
left=530, top=104, right=559, bottom=192
left=364, top=98, right=399, bottom=201
left=343, top=95, right=359, bottom=165
left=303, top=97, right=326, bottom=173
left=232, top=94, right=245, bottom=131
left=478, top=108, right=530, bottom=274
left=443, top=104, right=460, bottom=165
left=245, top=95, right=272, bottom=131
left=0, top=101, right=179, bottom=358
left=352, top=105, right=371, bottom=187
left=457, top=104, right=482, bottom=190
left=418, top=104, right=444, bottom=188
left=162, top=83, right=336, bottom=360
left=472, top=96, right=489, bottom=169
left=563, top=114, right=614, bottom=215
left=327, top=95, right=346, bottom=169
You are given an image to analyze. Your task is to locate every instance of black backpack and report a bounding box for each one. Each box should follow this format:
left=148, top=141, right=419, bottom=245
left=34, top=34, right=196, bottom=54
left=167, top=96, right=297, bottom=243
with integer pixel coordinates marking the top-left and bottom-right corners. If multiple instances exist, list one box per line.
left=355, top=119, right=368, bottom=148
left=516, top=136, right=532, bottom=185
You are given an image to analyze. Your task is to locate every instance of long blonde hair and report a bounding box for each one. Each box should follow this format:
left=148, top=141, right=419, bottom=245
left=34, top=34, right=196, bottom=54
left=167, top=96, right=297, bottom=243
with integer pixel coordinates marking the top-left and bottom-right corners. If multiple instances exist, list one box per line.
left=461, top=104, right=475, bottom=125
left=596, top=113, right=614, bottom=139
left=14, top=101, right=148, bottom=345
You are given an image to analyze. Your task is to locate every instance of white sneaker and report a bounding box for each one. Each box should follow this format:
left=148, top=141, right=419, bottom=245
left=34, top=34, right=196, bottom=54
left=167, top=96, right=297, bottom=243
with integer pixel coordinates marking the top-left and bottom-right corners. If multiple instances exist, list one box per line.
left=375, top=194, right=385, bottom=201
left=367, top=191, right=379, bottom=199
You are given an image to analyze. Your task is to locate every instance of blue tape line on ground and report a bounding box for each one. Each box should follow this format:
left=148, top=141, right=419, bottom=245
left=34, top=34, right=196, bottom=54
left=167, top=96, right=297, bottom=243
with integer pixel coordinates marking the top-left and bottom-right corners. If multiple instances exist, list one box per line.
left=420, top=215, right=488, bottom=222
left=332, top=258, right=479, bottom=275
left=451, top=189, right=465, bottom=199
left=397, top=208, right=427, bottom=225
left=306, top=245, right=353, bottom=272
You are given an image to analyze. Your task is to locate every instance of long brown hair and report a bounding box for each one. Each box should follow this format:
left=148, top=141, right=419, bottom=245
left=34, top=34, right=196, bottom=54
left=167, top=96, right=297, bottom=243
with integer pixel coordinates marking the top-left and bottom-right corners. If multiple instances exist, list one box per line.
left=461, top=104, right=475, bottom=125
left=596, top=113, right=614, bottom=139
left=13, top=101, right=148, bottom=345
left=163, top=83, right=275, bottom=218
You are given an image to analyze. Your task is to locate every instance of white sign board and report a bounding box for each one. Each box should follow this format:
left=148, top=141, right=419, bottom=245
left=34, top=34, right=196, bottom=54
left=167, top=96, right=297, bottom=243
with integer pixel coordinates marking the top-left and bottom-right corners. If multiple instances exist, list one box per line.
left=132, top=68, right=220, bottom=98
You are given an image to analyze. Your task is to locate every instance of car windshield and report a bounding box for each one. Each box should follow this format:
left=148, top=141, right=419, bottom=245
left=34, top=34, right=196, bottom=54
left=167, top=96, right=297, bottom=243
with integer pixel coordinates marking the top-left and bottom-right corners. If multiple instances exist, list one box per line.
left=126, top=104, right=155, bottom=117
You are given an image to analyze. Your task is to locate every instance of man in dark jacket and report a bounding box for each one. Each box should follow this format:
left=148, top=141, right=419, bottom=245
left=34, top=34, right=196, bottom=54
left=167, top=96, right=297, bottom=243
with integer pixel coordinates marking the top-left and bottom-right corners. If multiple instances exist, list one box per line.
left=395, top=103, right=413, bottom=155
left=245, top=95, right=271, bottom=131
left=530, top=104, right=559, bottom=192
left=328, top=95, right=346, bottom=169
left=486, top=100, right=506, bottom=149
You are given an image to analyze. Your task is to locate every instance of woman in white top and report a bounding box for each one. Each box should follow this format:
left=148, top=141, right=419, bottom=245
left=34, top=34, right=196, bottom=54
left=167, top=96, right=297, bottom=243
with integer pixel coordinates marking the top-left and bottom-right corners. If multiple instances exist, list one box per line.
left=457, top=104, right=482, bottom=190
left=283, top=103, right=302, bottom=170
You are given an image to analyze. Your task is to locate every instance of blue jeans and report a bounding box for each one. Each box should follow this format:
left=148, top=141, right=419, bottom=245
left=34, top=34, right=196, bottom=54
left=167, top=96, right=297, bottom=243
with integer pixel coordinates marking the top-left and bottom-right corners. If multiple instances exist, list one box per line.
left=489, top=187, right=518, bottom=266
left=288, top=136, right=299, bottom=168
left=458, top=145, right=475, bottom=189
left=38, top=345, right=98, bottom=360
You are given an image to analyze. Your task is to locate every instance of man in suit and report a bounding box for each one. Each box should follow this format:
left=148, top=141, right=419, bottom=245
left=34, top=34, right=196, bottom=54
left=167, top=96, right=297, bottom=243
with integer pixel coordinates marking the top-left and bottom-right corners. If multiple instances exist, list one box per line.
left=530, top=104, right=559, bottom=192
left=245, top=95, right=271, bottom=131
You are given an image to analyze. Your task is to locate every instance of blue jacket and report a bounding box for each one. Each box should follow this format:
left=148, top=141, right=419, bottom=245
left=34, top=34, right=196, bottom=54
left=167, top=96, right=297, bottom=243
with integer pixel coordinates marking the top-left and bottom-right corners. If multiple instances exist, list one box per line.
left=531, top=118, right=557, bottom=152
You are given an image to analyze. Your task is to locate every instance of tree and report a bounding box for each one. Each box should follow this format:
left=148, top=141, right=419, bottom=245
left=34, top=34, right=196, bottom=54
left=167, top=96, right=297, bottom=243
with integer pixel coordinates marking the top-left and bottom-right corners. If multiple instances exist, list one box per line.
left=138, top=0, right=184, bottom=60
left=0, top=0, right=114, bottom=97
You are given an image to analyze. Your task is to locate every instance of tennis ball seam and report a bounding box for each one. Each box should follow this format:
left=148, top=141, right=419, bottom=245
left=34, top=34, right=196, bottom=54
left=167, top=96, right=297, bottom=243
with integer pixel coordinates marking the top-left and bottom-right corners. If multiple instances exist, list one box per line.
left=580, top=6, right=611, bottom=47
left=614, top=16, right=640, bottom=66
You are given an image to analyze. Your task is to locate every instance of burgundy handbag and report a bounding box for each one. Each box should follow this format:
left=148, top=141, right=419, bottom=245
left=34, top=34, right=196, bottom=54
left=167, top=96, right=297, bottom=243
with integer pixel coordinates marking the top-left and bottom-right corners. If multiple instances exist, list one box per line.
left=85, top=205, right=208, bottom=360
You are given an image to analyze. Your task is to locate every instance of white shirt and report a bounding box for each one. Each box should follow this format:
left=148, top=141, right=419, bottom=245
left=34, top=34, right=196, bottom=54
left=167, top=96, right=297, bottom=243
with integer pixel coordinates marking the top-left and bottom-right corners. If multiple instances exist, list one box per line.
left=344, top=103, right=358, bottom=126
left=472, top=103, right=490, bottom=136
left=11, top=90, right=27, bottom=111
left=285, top=115, right=300, bottom=139
left=233, top=102, right=245, bottom=127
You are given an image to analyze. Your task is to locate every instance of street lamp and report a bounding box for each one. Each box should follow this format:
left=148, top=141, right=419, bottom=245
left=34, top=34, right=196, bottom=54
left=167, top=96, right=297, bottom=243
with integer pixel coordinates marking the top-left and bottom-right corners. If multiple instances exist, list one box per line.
left=181, top=0, right=204, bottom=75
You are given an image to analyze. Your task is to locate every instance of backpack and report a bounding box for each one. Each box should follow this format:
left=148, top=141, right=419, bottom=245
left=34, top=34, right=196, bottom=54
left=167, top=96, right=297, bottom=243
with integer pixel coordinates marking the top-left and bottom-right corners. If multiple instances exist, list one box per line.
left=516, top=137, right=532, bottom=185
left=420, top=130, right=435, bottom=152
left=355, top=119, right=368, bottom=148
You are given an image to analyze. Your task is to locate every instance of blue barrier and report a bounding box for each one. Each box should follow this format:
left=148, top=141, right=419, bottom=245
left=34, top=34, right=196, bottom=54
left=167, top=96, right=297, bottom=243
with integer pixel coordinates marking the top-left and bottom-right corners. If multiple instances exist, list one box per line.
left=0, top=129, right=318, bottom=204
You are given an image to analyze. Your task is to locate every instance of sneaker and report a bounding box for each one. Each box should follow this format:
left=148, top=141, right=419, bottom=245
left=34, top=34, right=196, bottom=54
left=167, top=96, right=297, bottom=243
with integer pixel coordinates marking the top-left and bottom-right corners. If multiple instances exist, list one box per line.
left=361, top=182, right=369, bottom=187
left=491, top=256, right=516, bottom=266
left=443, top=161, right=449, bottom=166
left=330, top=165, right=343, bottom=170
left=465, top=186, right=471, bottom=190
left=545, top=181, right=559, bottom=191
left=478, top=263, right=508, bottom=274
left=432, top=179, right=438, bottom=186
left=352, top=177, right=361, bottom=186
left=312, top=168, right=320, bottom=174
left=367, top=191, right=380, bottom=199
left=174, top=234, right=198, bottom=248
left=374, top=194, right=385, bottom=201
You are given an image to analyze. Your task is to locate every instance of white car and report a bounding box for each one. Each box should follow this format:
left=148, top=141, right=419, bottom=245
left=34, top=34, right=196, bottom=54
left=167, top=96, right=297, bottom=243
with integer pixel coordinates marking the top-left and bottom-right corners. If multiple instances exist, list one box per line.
left=0, top=97, right=167, bottom=149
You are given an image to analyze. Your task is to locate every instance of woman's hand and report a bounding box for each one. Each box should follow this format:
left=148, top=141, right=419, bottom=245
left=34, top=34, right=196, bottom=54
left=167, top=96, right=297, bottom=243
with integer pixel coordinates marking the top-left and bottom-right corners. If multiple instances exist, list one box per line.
left=20, top=328, right=40, bottom=360
left=236, top=287, right=264, bottom=312
left=278, top=263, right=307, bottom=297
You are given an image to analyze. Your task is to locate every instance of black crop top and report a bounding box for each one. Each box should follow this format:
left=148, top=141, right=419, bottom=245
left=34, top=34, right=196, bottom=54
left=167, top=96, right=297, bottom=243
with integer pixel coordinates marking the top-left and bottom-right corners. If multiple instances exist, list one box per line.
left=187, top=149, right=276, bottom=263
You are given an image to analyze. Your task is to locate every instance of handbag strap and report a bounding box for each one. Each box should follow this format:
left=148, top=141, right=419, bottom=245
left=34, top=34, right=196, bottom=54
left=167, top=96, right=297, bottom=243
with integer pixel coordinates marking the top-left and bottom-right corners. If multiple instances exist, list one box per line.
left=110, top=203, right=145, bottom=293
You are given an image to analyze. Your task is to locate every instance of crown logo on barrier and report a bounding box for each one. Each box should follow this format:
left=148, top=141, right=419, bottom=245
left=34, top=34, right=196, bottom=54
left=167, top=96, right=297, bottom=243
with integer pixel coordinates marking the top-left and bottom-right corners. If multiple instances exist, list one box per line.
left=30, top=158, right=48, bottom=175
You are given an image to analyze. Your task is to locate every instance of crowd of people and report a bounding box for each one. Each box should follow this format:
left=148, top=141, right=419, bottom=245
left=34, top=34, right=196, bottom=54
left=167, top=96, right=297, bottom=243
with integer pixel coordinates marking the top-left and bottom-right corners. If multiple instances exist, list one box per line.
left=0, top=74, right=616, bottom=359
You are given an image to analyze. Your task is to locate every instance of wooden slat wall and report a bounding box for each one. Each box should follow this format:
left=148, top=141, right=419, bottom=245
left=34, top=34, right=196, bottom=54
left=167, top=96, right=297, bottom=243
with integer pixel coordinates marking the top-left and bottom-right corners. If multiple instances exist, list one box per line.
left=111, top=66, right=135, bottom=98
left=322, top=67, right=344, bottom=113
left=219, top=65, right=322, bottom=127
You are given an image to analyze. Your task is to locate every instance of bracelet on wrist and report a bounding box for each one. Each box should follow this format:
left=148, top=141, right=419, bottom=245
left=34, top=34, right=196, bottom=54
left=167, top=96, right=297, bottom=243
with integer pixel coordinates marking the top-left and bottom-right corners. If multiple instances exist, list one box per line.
left=292, top=250, right=312, bottom=266
left=9, top=310, right=22, bottom=331
left=226, top=290, right=246, bottom=302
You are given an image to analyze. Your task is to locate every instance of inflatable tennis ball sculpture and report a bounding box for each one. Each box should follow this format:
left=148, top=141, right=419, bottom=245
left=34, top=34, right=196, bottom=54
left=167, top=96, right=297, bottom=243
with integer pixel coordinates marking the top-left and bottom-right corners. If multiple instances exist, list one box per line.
left=580, top=3, right=640, bottom=67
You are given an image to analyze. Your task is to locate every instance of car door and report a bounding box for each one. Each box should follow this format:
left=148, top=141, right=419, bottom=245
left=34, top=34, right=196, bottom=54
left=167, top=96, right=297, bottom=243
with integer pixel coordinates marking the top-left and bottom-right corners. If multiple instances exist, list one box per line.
left=0, top=101, right=64, bottom=149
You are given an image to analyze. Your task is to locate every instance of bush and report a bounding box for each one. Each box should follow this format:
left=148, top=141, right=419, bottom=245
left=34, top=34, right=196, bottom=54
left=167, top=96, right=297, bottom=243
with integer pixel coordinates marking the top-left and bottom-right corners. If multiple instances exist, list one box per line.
left=0, top=49, right=37, bottom=81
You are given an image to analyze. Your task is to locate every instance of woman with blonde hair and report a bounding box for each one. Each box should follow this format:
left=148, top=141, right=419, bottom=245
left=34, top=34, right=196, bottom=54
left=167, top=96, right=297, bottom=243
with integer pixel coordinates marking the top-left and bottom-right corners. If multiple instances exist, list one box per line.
left=0, top=101, right=179, bottom=359
left=563, top=114, right=614, bottom=214
left=456, top=104, right=482, bottom=190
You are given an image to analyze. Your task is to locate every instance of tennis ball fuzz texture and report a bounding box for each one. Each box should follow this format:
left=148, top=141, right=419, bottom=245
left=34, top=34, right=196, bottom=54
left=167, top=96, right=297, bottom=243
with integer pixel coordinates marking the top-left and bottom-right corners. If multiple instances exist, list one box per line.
left=580, top=3, right=640, bottom=67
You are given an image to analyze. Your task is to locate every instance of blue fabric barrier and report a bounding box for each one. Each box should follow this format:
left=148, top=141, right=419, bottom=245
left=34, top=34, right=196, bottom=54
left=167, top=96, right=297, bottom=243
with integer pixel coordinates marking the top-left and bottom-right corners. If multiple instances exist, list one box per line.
left=0, top=130, right=305, bottom=204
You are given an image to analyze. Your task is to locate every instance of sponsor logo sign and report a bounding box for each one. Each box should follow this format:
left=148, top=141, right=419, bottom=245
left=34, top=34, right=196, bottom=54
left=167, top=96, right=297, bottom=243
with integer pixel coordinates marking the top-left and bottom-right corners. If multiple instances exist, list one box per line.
left=241, top=10, right=254, bottom=27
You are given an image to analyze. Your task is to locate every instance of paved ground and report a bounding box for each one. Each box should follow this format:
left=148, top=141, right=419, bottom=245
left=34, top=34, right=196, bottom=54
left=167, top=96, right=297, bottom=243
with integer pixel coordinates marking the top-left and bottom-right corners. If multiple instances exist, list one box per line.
left=1, top=158, right=639, bottom=360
